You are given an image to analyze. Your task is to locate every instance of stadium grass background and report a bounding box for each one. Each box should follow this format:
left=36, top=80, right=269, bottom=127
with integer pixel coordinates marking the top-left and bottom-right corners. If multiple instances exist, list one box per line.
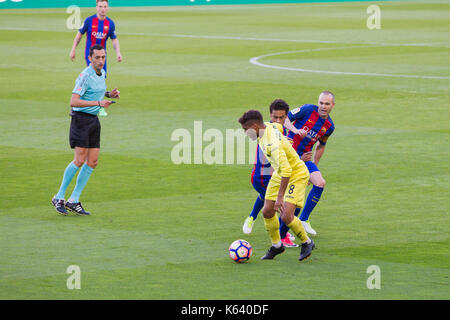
left=0, top=0, right=449, bottom=299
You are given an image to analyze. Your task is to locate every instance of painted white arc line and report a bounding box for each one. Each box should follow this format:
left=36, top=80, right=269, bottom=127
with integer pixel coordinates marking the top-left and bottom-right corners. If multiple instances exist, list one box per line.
left=0, top=26, right=449, bottom=48
left=249, top=47, right=450, bottom=80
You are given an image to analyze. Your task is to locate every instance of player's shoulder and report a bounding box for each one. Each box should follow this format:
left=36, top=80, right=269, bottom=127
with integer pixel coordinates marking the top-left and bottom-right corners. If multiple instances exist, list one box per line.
left=77, top=66, right=93, bottom=79
left=304, top=104, right=318, bottom=112
left=290, top=103, right=316, bottom=115
left=266, top=122, right=284, bottom=139
left=326, top=115, right=335, bottom=129
left=106, top=16, right=116, bottom=24
left=85, top=14, right=96, bottom=22
left=84, top=65, right=95, bottom=74
left=267, top=121, right=283, bottom=131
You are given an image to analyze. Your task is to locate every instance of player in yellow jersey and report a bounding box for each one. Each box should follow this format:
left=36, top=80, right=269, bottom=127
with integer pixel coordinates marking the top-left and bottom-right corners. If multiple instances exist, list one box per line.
left=239, top=110, right=315, bottom=261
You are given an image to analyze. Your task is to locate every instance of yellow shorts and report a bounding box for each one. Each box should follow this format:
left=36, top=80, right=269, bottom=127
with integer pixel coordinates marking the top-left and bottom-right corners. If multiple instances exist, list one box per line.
left=265, top=171, right=309, bottom=208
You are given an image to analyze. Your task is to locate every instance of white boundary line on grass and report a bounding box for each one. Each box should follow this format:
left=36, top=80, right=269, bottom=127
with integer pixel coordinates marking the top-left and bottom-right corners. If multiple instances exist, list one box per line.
left=105, top=32, right=450, bottom=48
left=249, top=46, right=450, bottom=80
left=1, top=26, right=449, bottom=79
left=0, top=26, right=450, bottom=48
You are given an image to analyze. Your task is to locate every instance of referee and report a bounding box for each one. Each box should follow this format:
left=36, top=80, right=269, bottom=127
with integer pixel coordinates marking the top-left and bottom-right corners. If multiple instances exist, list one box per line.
left=52, top=44, right=120, bottom=216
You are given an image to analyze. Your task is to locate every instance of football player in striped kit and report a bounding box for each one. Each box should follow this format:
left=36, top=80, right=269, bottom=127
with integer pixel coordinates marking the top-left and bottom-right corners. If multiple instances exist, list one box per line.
left=70, top=0, right=122, bottom=73
left=283, top=91, right=336, bottom=236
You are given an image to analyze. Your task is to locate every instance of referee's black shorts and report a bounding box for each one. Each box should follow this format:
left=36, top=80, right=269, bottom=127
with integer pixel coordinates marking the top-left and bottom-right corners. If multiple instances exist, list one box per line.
left=69, top=111, right=101, bottom=149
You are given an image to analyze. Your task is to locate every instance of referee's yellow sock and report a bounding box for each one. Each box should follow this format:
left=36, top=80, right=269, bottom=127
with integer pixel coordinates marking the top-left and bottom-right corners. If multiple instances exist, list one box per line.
left=264, top=215, right=281, bottom=246
left=287, top=217, right=310, bottom=244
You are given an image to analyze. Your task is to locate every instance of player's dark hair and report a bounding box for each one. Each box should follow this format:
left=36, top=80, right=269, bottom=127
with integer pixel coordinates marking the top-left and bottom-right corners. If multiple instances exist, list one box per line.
left=321, top=90, right=335, bottom=103
left=96, top=0, right=109, bottom=4
left=89, top=45, right=105, bottom=57
left=269, top=99, right=289, bottom=115
left=238, top=110, right=264, bottom=126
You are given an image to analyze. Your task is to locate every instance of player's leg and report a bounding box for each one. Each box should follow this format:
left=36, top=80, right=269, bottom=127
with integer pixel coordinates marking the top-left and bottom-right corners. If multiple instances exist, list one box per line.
left=66, top=116, right=100, bottom=216
left=73, top=146, right=89, bottom=167
left=260, top=199, right=285, bottom=259
left=243, top=176, right=269, bottom=234
left=262, top=199, right=280, bottom=244
left=54, top=149, right=85, bottom=200
left=278, top=174, right=302, bottom=241
left=55, top=146, right=87, bottom=199
left=280, top=202, right=315, bottom=261
left=300, top=162, right=325, bottom=235
left=243, top=194, right=263, bottom=234
left=53, top=158, right=82, bottom=215
left=280, top=202, right=309, bottom=244
left=281, top=176, right=315, bottom=261
left=250, top=194, right=264, bottom=220
left=52, top=115, right=89, bottom=215
left=86, top=147, right=99, bottom=169
left=279, top=207, right=301, bottom=247
left=260, top=176, right=285, bottom=259
left=65, top=147, right=93, bottom=215
left=68, top=148, right=98, bottom=201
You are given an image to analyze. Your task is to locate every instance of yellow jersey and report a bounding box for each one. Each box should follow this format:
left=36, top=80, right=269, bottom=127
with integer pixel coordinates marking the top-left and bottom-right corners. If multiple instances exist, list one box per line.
left=257, top=122, right=308, bottom=179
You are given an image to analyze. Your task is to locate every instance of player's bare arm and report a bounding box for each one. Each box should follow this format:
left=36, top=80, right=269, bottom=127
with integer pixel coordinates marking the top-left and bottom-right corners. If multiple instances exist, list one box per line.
left=314, top=143, right=326, bottom=166
left=70, top=32, right=83, bottom=61
left=283, top=117, right=299, bottom=135
left=284, top=117, right=307, bottom=138
left=70, top=93, right=113, bottom=108
left=111, top=38, right=122, bottom=62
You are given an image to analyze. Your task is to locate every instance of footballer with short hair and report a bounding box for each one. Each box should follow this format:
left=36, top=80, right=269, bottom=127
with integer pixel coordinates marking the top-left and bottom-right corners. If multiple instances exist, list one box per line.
left=70, top=0, right=122, bottom=73
left=282, top=91, right=336, bottom=235
left=52, top=45, right=120, bottom=216
left=243, top=99, right=301, bottom=248
left=238, top=110, right=315, bottom=261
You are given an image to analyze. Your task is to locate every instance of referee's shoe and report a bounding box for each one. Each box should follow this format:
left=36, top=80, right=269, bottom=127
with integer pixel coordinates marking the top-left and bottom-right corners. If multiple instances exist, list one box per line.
left=52, top=197, right=68, bottom=215
left=65, top=201, right=91, bottom=216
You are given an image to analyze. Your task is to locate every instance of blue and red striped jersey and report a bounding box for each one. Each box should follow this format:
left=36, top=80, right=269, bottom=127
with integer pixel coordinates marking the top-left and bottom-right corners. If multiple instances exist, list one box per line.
left=287, top=104, right=335, bottom=156
left=79, top=14, right=117, bottom=61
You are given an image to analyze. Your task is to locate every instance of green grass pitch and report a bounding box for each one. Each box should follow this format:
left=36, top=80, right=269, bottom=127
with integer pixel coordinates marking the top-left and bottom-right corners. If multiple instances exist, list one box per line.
left=0, top=1, right=449, bottom=299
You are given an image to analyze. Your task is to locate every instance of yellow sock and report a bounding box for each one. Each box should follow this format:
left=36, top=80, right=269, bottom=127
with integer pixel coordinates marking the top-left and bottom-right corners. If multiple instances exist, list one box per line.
left=287, top=217, right=310, bottom=243
left=264, top=215, right=281, bottom=245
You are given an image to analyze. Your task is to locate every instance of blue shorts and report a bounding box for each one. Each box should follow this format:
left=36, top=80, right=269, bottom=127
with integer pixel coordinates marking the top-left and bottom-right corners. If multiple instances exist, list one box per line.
left=251, top=174, right=271, bottom=199
left=304, top=161, right=320, bottom=173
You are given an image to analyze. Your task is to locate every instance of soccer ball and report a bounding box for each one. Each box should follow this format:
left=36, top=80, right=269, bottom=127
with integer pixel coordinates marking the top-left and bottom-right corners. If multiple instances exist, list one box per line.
left=229, top=239, right=252, bottom=263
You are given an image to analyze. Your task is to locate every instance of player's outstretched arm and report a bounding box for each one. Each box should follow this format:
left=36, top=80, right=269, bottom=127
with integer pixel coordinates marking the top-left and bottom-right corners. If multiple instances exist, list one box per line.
left=284, top=117, right=307, bottom=138
left=70, top=32, right=83, bottom=61
left=284, top=117, right=299, bottom=135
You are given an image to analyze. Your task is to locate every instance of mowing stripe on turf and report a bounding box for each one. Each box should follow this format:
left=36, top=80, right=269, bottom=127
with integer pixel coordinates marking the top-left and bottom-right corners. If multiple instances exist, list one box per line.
left=249, top=47, right=450, bottom=80
left=1, top=26, right=449, bottom=48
